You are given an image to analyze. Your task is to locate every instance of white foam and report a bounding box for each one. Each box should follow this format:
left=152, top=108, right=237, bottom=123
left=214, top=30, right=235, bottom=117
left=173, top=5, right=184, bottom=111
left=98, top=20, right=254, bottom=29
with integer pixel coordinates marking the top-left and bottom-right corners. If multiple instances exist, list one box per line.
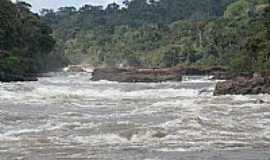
left=0, top=135, right=20, bottom=141
left=4, top=128, right=42, bottom=136
left=0, top=84, right=200, bottom=104
left=156, top=147, right=189, bottom=152
left=71, top=134, right=129, bottom=144
left=132, top=99, right=196, bottom=115
left=0, top=72, right=216, bottom=105
left=232, top=95, right=253, bottom=101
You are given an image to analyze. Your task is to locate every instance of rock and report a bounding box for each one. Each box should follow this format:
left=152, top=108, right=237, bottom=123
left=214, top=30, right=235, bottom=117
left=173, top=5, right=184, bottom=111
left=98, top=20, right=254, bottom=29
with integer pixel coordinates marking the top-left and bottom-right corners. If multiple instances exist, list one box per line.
left=0, top=72, right=38, bottom=82
left=205, top=66, right=227, bottom=73
left=211, top=72, right=253, bottom=80
left=63, top=65, right=85, bottom=72
left=180, top=67, right=205, bottom=75
left=174, top=66, right=226, bottom=75
left=152, top=131, right=167, bottom=138
left=63, top=64, right=94, bottom=73
left=91, top=67, right=182, bottom=82
left=214, top=73, right=270, bottom=95
left=255, top=99, right=265, bottom=104
left=198, top=88, right=212, bottom=95
left=90, top=65, right=231, bottom=82
left=119, top=129, right=139, bottom=140
left=256, top=4, right=270, bottom=13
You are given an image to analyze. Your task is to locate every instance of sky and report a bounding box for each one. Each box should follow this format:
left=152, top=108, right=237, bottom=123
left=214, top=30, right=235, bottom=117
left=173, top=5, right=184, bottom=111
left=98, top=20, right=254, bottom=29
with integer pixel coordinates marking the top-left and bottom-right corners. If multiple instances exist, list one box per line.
left=19, top=0, right=123, bottom=13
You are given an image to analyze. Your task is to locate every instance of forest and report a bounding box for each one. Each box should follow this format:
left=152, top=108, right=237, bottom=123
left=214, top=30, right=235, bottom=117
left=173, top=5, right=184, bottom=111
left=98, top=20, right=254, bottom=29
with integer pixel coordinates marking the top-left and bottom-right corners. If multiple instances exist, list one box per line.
left=40, top=0, right=270, bottom=73
left=0, top=0, right=270, bottom=77
left=0, top=0, right=62, bottom=77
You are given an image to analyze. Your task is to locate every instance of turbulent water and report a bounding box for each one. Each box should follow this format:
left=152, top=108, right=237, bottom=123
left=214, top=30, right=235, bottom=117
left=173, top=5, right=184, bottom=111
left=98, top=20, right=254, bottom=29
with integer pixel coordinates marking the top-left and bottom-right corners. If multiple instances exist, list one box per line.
left=0, top=72, right=270, bottom=160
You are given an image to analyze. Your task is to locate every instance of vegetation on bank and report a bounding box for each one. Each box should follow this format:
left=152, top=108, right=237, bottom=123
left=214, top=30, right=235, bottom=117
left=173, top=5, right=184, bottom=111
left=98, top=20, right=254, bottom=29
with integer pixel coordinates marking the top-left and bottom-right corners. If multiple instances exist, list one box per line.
left=41, top=0, right=270, bottom=73
left=0, top=0, right=64, bottom=77
left=0, top=0, right=269, bottom=79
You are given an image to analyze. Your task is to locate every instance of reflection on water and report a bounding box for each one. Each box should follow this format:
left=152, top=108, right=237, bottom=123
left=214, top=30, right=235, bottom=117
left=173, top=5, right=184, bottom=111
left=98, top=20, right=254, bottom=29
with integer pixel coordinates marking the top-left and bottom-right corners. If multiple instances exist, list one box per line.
left=0, top=72, right=270, bottom=160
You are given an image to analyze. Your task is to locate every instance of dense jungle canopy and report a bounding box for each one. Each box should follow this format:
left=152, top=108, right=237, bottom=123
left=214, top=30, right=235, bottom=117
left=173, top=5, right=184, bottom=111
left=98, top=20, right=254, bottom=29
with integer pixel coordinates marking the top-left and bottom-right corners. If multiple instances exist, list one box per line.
left=1, top=0, right=269, bottom=75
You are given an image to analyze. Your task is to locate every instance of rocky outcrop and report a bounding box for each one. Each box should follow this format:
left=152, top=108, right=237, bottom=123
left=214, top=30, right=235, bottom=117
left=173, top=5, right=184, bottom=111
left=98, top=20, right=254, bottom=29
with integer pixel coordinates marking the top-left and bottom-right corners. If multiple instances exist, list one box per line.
left=256, top=4, right=270, bottom=13
left=211, top=72, right=253, bottom=80
left=91, top=66, right=228, bottom=82
left=214, top=73, right=270, bottom=95
left=91, top=68, right=182, bottom=82
left=0, top=72, right=38, bottom=82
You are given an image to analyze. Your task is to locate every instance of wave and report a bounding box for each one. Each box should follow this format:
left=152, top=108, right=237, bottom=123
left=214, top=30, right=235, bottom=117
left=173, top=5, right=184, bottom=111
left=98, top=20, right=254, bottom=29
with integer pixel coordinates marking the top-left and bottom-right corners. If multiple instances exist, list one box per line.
left=0, top=83, right=201, bottom=104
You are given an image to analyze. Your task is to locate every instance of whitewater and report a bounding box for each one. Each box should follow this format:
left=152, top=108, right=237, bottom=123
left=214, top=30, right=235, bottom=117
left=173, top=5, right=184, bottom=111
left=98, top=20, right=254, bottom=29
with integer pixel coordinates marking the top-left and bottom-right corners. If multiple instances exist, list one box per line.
left=0, top=72, right=270, bottom=160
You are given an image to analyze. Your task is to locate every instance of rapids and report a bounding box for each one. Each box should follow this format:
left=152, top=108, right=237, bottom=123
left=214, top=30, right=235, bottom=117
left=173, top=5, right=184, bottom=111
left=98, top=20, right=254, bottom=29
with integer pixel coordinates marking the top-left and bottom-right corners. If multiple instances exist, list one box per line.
left=0, top=72, right=270, bottom=160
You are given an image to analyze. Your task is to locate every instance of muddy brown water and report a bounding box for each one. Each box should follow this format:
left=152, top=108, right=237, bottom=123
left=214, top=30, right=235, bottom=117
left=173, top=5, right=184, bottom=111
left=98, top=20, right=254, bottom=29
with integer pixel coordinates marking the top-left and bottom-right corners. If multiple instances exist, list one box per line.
left=0, top=72, right=270, bottom=160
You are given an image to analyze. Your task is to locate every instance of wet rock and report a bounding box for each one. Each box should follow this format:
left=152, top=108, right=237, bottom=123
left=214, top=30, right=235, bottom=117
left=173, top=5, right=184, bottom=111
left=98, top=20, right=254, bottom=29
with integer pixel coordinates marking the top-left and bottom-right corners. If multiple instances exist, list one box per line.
left=214, top=73, right=270, bottom=95
left=180, top=67, right=206, bottom=75
left=256, top=4, right=270, bottom=13
left=211, top=72, right=253, bottom=80
left=119, top=130, right=139, bottom=140
left=91, top=68, right=182, bottom=82
left=255, top=99, right=265, bottom=104
left=152, top=131, right=167, bottom=138
left=63, top=65, right=94, bottom=73
left=91, top=66, right=229, bottom=82
left=199, top=88, right=212, bottom=95
left=176, top=66, right=226, bottom=76
left=63, top=65, right=85, bottom=72
left=0, top=72, right=38, bottom=82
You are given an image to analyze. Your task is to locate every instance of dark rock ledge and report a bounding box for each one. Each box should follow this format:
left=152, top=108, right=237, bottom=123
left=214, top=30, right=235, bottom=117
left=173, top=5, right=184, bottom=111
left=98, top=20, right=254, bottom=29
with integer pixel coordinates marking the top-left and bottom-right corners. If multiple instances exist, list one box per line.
left=91, top=66, right=227, bottom=83
left=0, top=72, right=38, bottom=82
left=214, top=73, right=270, bottom=95
left=91, top=68, right=183, bottom=82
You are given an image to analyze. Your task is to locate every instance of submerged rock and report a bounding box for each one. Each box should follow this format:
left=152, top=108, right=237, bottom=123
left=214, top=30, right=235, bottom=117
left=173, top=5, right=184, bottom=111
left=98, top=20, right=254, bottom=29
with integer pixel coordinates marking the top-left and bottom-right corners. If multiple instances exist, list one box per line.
left=152, top=131, right=167, bottom=138
left=255, top=99, right=265, bottom=104
left=91, top=68, right=182, bottom=82
left=214, top=73, right=270, bottom=95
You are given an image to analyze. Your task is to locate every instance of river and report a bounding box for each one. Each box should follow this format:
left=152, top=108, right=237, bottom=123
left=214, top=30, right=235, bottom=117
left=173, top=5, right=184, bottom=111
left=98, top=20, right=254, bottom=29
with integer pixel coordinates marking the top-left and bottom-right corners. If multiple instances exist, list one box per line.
left=0, top=72, right=270, bottom=160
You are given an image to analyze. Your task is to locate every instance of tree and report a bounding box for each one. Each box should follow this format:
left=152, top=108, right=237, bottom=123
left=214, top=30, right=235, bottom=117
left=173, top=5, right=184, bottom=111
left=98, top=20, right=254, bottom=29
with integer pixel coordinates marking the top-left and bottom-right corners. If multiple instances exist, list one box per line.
left=0, top=0, right=56, bottom=74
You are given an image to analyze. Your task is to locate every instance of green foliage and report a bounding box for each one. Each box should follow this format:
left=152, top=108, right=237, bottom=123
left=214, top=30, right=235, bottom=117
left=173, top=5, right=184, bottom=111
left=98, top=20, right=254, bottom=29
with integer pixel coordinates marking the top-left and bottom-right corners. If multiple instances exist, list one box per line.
left=41, top=0, right=270, bottom=73
left=0, top=0, right=57, bottom=74
left=224, top=0, right=250, bottom=18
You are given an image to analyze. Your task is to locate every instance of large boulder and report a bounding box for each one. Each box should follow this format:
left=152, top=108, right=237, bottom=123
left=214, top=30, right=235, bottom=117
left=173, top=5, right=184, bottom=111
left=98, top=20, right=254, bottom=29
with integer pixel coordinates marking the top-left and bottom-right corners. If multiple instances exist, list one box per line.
left=91, top=68, right=182, bottom=82
left=214, top=73, right=270, bottom=95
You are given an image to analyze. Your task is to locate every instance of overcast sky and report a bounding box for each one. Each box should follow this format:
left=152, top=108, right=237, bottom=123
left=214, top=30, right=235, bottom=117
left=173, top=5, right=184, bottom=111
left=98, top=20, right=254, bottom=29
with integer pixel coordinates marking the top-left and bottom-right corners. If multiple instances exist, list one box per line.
left=21, top=0, right=123, bottom=13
